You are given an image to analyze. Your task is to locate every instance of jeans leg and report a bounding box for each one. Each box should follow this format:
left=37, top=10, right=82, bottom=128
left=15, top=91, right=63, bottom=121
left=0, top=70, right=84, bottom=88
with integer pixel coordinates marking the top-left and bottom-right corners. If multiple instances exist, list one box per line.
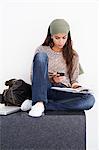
left=32, top=52, right=52, bottom=104
left=45, top=89, right=95, bottom=110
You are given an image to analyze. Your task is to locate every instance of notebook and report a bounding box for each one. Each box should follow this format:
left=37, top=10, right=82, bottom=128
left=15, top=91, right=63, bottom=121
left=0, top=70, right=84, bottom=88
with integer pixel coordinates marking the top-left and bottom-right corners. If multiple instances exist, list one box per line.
left=0, top=104, right=21, bottom=115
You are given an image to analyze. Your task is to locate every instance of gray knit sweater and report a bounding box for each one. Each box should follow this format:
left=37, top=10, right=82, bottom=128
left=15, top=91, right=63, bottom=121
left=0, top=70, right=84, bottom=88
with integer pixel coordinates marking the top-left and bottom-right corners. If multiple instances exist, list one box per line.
left=31, top=45, right=79, bottom=87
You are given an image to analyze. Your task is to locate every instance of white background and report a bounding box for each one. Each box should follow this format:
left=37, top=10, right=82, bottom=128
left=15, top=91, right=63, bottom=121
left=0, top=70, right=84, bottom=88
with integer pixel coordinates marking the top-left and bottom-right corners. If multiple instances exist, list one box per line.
left=0, top=0, right=99, bottom=150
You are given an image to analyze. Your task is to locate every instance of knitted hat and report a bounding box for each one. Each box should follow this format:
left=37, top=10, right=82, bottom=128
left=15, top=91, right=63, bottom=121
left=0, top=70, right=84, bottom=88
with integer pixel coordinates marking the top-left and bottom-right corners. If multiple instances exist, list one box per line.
left=50, top=19, right=70, bottom=35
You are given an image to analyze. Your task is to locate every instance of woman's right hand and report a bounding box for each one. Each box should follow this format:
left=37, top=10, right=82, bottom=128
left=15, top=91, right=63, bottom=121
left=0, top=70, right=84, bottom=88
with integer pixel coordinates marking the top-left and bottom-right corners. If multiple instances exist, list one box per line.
left=52, top=73, right=65, bottom=83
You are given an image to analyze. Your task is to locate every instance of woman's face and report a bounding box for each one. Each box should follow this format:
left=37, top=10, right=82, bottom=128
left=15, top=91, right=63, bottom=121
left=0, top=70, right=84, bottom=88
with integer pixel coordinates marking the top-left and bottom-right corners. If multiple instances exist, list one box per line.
left=51, top=33, right=67, bottom=49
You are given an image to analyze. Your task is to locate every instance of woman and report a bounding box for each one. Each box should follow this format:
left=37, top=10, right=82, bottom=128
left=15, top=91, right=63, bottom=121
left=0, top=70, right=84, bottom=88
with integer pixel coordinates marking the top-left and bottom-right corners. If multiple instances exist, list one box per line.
left=21, top=19, right=95, bottom=117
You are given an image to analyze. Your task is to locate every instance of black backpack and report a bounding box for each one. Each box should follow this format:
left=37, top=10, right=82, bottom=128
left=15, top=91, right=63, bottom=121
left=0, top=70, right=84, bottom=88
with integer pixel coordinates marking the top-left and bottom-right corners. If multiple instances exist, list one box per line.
left=1, top=79, right=32, bottom=106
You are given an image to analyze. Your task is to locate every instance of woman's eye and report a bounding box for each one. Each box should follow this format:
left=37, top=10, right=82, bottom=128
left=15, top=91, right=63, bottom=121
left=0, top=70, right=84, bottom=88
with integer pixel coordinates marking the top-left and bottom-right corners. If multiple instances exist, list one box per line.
left=55, top=37, right=60, bottom=39
left=63, top=37, right=66, bottom=39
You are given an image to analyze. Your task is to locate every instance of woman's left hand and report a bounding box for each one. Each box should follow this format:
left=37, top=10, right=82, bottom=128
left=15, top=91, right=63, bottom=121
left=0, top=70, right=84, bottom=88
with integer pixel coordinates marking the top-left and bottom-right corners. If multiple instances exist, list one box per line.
left=71, top=82, right=82, bottom=89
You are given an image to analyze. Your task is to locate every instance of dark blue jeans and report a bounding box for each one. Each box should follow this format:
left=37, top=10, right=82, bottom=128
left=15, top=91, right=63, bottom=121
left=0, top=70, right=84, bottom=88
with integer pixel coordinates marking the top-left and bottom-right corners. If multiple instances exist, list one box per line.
left=32, top=52, right=95, bottom=111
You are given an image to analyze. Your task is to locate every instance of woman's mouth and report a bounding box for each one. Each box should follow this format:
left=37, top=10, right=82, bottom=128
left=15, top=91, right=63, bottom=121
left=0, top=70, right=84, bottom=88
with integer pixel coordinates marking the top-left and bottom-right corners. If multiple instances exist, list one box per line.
left=58, top=45, right=63, bottom=47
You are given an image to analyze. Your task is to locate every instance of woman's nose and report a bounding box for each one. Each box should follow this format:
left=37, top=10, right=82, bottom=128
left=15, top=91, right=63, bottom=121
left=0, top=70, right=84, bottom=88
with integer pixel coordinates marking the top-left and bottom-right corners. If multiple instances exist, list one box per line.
left=59, top=39, right=63, bottom=44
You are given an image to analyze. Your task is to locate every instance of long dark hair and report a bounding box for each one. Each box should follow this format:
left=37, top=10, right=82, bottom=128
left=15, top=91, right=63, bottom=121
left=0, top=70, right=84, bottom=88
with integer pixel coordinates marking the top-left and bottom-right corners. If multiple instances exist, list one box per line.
left=42, top=26, right=76, bottom=80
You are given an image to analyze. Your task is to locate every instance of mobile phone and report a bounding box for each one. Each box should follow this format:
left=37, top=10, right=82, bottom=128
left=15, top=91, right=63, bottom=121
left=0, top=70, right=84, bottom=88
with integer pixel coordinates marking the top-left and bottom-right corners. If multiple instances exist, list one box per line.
left=57, top=72, right=65, bottom=76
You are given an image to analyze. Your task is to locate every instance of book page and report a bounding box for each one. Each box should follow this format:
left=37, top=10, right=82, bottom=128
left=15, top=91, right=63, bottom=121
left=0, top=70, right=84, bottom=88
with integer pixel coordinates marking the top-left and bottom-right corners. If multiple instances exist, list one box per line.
left=51, top=86, right=93, bottom=94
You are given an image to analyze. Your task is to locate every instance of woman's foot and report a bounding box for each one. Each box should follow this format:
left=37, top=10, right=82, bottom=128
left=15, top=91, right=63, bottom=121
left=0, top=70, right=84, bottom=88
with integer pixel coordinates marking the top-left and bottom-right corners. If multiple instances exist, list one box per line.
left=29, top=102, right=45, bottom=117
left=21, top=99, right=32, bottom=111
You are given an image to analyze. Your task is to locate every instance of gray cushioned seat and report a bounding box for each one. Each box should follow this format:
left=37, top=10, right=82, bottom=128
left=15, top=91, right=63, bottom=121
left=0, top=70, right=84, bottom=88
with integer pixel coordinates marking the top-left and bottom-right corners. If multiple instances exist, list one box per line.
left=0, top=110, right=86, bottom=150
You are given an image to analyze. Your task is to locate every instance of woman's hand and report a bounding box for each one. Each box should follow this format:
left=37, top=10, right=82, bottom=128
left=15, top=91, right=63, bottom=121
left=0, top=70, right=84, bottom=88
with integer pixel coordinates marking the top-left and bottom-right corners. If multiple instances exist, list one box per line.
left=71, top=82, right=82, bottom=89
left=52, top=73, right=65, bottom=83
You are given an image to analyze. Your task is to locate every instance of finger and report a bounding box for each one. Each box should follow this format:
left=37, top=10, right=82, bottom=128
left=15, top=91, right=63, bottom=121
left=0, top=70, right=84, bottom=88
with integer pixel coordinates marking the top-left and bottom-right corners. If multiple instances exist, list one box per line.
left=58, top=76, right=64, bottom=80
left=53, top=72, right=57, bottom=76
left=73, top=85, right=82, bottom=89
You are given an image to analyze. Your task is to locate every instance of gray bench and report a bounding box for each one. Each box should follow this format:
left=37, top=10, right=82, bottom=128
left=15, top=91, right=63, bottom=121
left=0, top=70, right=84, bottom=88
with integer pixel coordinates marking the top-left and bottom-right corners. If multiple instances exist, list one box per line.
left=0, top=110, right=86, bottom=150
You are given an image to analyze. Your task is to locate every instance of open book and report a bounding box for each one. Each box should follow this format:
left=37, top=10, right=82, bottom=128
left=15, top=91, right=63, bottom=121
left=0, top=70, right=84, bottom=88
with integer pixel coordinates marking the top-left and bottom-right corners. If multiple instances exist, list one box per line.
left=51, top=86, right=93, bottom=94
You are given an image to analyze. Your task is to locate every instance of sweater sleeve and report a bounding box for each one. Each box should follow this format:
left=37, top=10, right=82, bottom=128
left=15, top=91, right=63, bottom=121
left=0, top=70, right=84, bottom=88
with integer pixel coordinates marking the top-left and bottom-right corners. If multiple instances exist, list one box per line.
left=70, top=52, right=79, bottom=85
